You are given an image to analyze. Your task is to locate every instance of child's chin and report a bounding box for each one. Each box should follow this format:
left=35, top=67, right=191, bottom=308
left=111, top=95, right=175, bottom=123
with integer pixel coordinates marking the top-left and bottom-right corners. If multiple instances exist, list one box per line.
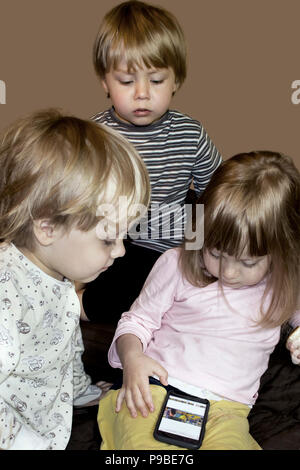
left=78, top=266, right=110, bottom=283
left=80, top=274, right=100, bottom=283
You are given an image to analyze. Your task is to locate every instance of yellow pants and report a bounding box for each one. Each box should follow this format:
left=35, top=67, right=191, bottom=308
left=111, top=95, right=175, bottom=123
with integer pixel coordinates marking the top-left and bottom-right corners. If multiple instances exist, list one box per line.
left=97, top=385, right=261, bottom=450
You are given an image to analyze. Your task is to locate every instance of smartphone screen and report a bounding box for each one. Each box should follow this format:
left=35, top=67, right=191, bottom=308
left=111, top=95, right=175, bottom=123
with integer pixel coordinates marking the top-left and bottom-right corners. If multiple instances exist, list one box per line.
left=154, top=391, right=209, bottom=449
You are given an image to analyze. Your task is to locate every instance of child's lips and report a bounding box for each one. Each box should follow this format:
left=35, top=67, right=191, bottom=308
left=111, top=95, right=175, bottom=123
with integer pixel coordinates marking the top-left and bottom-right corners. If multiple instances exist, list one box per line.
left=133, top=109, right=151, bottom=116
left=223, top=280, right=240, bottom=288
left=101, top=262, right=113, bottom=272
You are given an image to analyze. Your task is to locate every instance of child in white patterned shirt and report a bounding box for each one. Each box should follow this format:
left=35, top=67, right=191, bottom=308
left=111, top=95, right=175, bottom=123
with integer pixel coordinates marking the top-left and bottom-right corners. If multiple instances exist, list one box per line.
left=0, top=109, right=150, bottom=449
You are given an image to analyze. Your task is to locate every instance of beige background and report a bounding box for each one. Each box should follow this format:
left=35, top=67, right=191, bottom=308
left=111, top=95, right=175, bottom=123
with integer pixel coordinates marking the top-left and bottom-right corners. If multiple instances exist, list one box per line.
left=0, top=0, right=299, bottom=168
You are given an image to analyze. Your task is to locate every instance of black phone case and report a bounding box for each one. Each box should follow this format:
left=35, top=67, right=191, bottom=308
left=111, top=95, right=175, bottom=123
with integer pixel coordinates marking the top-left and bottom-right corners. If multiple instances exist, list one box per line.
left=153, top=390, right=210, bottom=449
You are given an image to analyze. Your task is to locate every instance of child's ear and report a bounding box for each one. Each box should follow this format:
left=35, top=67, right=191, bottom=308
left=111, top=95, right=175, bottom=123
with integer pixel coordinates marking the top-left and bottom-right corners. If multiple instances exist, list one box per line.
left=172, top=80, right=180, bottom=96
left=101, top=79, right=111, bottom=99
left=33, top=219, right=59, bottom=246
left=101, top=78, right=109, bottom=95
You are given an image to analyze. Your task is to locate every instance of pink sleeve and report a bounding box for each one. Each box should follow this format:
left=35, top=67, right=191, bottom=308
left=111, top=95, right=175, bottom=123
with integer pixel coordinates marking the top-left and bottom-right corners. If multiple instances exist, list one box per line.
left=108, top=248, right=182, bottom=368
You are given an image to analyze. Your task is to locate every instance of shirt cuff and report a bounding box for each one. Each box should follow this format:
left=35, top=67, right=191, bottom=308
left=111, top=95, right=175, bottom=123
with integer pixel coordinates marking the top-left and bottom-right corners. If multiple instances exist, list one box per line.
left=73, top=384, right=102, bottom=406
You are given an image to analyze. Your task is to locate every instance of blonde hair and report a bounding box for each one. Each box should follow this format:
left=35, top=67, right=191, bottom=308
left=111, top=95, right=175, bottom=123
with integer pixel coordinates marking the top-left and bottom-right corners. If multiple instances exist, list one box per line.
left=181, top=151, right=300, bottom=328
left=0, top=108, right=150, bottom=250
left=93, top=0, right=187, bottom=87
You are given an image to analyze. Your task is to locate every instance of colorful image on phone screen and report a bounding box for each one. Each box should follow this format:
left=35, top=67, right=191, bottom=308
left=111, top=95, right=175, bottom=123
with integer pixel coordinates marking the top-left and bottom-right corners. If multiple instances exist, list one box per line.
left=158, top=394, right=207, bottom=440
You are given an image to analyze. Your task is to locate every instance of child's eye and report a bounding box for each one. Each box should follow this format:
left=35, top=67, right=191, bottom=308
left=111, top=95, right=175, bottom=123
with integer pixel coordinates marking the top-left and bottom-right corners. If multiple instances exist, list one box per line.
left=241, top=261, right=258, bottom=268
left=119, top=80, right=133, bottom=85
left=209, top=250, right=220, bottom=259
left=103, top=240, right=115, bottom=247
left=151, top=79, right=164, bottom=84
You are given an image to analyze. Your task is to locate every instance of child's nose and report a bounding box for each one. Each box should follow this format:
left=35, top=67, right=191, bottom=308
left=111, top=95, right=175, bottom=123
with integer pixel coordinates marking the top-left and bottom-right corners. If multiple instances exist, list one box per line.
left=134, top=80, right=150, bottom=99
left=111, top=239, right=126, bottom=259
left=222, top=260, right=238, bottom=280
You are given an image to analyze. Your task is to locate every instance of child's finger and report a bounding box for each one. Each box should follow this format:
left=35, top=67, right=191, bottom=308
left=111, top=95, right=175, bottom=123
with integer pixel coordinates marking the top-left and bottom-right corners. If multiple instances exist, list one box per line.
left=138, top=382, right=154, bottom=413
left=286, top=327, right=300, bottom=353
left=115, top=388, right=126, bottom=412
left=96, top=380, right=113, bottom=391
left=291, top=352, right=300, bottom=365
left=124, top=390, right=139, bottom=418
left=153, top=364, right=169, bottom=386
left=291, top=346, right=300, bottom=362
left=130, top=385, right=151, bottom=418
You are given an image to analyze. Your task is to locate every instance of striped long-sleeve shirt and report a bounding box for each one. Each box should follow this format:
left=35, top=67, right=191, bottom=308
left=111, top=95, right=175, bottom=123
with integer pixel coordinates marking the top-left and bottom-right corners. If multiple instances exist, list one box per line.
left=93, top=108, right=222, bottom=252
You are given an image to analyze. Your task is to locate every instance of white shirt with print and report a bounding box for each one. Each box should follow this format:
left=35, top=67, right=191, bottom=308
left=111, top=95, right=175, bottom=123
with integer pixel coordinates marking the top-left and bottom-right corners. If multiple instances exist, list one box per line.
left=0, top=243, right=91, bottom=450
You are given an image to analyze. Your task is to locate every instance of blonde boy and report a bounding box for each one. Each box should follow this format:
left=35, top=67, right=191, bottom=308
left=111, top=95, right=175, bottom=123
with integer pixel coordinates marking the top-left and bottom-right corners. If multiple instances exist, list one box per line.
left=0, top=109, right=150, bottom=449
left=81, top=0, right=222, bottom=322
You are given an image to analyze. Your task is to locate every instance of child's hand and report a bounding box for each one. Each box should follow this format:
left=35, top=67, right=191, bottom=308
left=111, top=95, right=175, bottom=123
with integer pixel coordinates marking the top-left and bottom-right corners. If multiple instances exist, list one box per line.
left=286, top=327, right=300, bottom=365
left=116, top=353, right=168, bottom=418
left=75, top=381, right=113, bottom=407
left=96, top=380, right=113, bottom=401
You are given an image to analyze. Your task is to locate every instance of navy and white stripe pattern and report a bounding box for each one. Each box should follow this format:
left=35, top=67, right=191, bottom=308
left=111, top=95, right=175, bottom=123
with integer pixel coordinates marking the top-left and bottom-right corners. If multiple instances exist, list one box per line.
left=93, top=108, right=222, bottom=252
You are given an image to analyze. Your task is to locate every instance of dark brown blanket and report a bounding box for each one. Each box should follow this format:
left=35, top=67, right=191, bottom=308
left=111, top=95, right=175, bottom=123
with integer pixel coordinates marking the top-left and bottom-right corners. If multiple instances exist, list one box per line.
left=248, top=325, right=300, bottom=450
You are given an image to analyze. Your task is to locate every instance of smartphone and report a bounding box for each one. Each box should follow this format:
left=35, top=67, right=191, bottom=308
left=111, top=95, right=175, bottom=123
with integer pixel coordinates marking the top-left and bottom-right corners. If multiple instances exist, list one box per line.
left=153, top=390, right=210, bottom=449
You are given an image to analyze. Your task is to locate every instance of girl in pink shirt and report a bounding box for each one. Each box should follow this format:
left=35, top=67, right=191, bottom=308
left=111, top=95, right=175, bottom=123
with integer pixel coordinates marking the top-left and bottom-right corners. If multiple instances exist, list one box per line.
left=98, top=151, right=300, bottom=450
